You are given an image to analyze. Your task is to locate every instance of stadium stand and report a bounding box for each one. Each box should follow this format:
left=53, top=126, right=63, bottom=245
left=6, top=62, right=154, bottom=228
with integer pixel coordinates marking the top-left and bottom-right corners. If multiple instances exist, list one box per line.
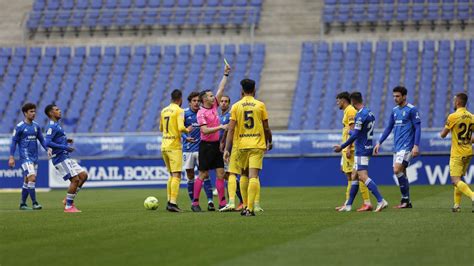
left=323, top=0, right=473, bottom=33
left=289, top=39, right=473, bottom=130
left=0, top=43, right=265, bottom=133
left=26, top=0, right=263, bottom=37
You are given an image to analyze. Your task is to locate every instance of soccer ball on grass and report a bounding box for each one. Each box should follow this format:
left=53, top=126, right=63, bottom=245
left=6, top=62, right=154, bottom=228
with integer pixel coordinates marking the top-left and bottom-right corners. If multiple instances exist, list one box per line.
left=144, top=196, right=159, bottom=210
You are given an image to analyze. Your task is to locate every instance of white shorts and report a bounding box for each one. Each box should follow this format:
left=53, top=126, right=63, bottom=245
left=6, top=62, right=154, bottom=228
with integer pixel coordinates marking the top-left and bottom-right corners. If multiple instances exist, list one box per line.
left=21, top=162, right=38, bottom=177
left=183, top=151, right=199, bottom=170
left=354, top=156, right=370, bottom=171
left=54, top=159, right=86, bottom=181
left=393, top=150, right=412, bottom=167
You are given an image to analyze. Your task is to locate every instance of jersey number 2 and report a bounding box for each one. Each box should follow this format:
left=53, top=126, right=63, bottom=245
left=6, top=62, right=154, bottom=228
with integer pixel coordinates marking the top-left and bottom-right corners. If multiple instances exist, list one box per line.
left=457, top=123, right=473, bottom=144
left=244, top=111, right=254, bottom=129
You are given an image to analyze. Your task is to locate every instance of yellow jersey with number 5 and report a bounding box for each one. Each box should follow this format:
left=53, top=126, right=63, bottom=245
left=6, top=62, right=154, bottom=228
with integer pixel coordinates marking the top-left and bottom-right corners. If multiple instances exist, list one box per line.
left=230, top=96, right=268, bottom=150
left=444, top=107, right=473, bottom=157
left=160, top=103, right=188, bottom=150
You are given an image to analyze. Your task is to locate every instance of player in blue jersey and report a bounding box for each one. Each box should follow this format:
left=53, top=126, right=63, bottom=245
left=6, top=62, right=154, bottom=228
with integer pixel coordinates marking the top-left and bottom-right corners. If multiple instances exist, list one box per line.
left=9, top=103, right=48, bottom=210
left=334, top=92, right=388, bottom=212
left=219, top=95, right=245, bottom=212
left=374, top=86, right=421, bottom=209
left=44, top=104, right=88, bottom=213
left=182, top=91, right=214, bottom=210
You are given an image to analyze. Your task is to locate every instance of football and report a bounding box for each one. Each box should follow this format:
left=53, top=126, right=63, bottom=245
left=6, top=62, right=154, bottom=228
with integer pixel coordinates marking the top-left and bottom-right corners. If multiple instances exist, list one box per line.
left=143, top=196, right=159, bottom=210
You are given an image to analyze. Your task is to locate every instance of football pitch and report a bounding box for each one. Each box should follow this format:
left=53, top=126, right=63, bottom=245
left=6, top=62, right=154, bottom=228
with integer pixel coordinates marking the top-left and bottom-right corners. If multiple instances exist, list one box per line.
left=0, top=185, right=472, bottom=266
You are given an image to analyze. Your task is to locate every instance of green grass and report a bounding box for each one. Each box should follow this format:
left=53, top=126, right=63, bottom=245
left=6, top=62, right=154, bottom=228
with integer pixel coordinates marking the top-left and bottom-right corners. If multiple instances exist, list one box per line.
left=0, top=186, right=472, bottom=266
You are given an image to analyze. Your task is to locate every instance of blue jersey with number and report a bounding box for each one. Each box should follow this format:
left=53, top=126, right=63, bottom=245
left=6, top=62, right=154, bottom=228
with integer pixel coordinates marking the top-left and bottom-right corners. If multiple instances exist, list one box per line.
left=354, top=107, right=375, bottom=156
left=45, top=120, right=71, bottom=165
left=182, top=108, right=200, bottom=152
left=219, top=110, right=231, bottom=141
left=10, top=121, right=46, bottom=164
left=389, top=104, right=421, bottom=152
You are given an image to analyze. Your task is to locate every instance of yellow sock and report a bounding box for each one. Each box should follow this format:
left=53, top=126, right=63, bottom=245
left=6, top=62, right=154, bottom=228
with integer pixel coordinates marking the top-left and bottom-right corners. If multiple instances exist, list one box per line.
left=228, top=174, right=237, bottom=205
left=455, top=181, right=474, bottom=199
left=240, top=176, right=249, bottom=207
left=167, top=177, right=172, bottom=202
left=345, top=180, right=351, bottom=202
left=359, top=181, right=371, bottom=204
left=170, top=177, right=180, bottom=204
left=454, top=186, right=462, bottom=206
left=255, top=178, right=261, bottom=205
left=247, top=178, right=258, bottom=212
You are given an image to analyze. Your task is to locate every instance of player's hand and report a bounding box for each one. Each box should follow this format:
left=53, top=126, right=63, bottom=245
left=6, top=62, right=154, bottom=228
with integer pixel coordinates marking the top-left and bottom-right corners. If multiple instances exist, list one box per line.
left=219, top=142, right=225, bottom=153
left=267, top=142, right=273, bottom=151
left=66, top=146, right=75, bottom=152
left=8, top=156, right=15, bottom=168
left=47, top=148, right=53, bottom=159
left=220, top=124, right=228, bottom=131
left=186, top=125, right=194, bottom=133
left=67, top=138, right=74, bottom=144
left=373, top=143, right=380, bottom=155
left=411, top=145, right=419, bottom=157
left=223, top=150, right=230, bottom=164
left=185, top=137, right=196, bottom=143
left=333, top=145, right=342, bottom=153
left=224, top=64, right=231, bottom=75
left=345, top=148, right=351, bottom=157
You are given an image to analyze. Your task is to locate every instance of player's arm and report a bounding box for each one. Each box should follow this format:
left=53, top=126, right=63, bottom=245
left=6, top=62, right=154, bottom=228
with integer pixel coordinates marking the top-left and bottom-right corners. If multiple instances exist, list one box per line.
left=220, top=128, right=228, bottom=152
left=411, top=109, right=421, bottom=157
left=263, top=119, right=272, bottom=151
left=36, top=126, right=48, bottom=151
left=177, top=109, right=193, bottom=133
left=374, top=112, right=394, bottom=155
left=201, top=124, right=226, bottom=135
left=44, top=127, right=71, bottom=151
left=334, top=120, right=361, bottom=153
left=223, top=119, right=236, bottom=163
left=345, top=122, right=355, bottom=156
left=215, top=64, right=231, bottom=103
left=8, top=126, right=20, bottom=168
left=440, top=114, right=453, bottom=138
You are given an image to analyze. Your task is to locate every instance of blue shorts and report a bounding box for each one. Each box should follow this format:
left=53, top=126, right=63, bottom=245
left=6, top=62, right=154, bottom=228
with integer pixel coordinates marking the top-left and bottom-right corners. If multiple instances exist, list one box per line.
left=354, top=156, right=370, bottom=171
left=54, top=159, right=86, bottom=181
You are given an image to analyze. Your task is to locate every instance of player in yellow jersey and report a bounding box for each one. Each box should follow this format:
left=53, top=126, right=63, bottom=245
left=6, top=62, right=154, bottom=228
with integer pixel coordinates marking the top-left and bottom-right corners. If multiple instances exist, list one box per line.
left=335, top=92, right=372, bottom=212
left=160, top=89, right=193, bottom=212
left=440, top=92, right=474, bottom=213
left=224, top=78, right=272, bottom=216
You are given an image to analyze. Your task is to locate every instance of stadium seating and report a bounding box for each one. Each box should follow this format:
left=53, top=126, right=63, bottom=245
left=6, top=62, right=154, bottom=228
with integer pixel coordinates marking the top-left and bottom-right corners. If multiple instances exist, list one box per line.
left=289, top=39, right=473, bottom=130
left=323, top=1, right=473, bottom=32
left=27, top=0, right=263, bottom=37
left=0, top=43, right=265, bottom=133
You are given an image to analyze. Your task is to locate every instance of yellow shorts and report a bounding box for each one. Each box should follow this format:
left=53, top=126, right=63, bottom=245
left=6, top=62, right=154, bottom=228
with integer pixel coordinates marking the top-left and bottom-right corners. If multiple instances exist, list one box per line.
left=162, top=149, right=183, bottom=173
left=449, top=156, right=472, bottom=177
left=228, top=149, right=241, bottom=175
left=238, top=149, right=265, bottom=170
left=341, top=150, right=354, bottom=174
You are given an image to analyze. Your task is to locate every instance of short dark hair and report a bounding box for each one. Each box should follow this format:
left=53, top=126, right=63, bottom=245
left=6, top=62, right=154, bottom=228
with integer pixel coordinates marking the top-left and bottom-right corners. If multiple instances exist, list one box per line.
left=393, top=86, right=408, bottom=96
left=456, top=92, right=468, bottom=107
left=199, top=89, right=212, bottom=102
left=349, top=92, right=363, bottom=104
left=187, top=91, right=200, bottom=102
left=240, top=79, right=255, bottom=94
left=221, top=95, right=231, bottom=103
left=336, top=91, right=350, bottom=103
left=171, top=89, right=182, bottom=101
left=22, top=103, right=36, bottom=114
left=44, top=104, right=57, bottom=118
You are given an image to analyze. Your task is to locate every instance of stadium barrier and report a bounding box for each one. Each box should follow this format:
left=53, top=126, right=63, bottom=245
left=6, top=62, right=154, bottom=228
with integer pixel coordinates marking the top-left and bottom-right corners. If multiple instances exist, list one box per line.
left=1, top=130, right=470, bottom=189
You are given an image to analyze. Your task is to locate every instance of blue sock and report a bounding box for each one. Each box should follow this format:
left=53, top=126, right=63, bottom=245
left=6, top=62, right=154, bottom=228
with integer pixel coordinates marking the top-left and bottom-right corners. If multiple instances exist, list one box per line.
left=203, top=179, right=213, bottom=202
left=187, top=180, right=194, bottom=201
left=21, top=183, right=29, bottom=205
left=27, top=182, right=37, bottom=204
left=235, top=180, right=243, bottom=203
left=397, top=173, right=410, bottom=201
left=365, top=178, right=383, bottom=203
left=346, top=181, right=359, bottom=206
